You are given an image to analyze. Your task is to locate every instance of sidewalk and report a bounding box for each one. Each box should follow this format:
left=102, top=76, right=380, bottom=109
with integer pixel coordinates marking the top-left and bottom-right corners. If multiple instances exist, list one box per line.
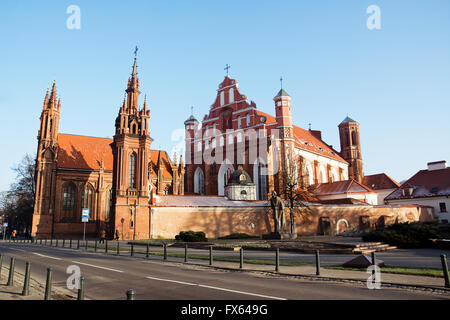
left=0, top=265, right=76, bottom=300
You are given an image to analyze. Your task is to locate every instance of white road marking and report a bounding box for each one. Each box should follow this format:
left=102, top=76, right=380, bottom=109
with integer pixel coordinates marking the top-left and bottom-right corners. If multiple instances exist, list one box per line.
left=145, top=276, right=287, bottom=300
left=6, top=248, right=26, bottom=252
left=33, top=253, right=62, bottom=260
left=72, top=261, right=124, bottom=273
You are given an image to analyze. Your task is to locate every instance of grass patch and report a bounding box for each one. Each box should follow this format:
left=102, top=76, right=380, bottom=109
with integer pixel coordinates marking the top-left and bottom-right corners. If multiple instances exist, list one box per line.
left=327, top=265, right=444, bottom=278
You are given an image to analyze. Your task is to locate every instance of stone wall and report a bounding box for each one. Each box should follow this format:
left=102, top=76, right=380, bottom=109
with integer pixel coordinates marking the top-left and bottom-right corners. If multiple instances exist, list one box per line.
left=149, top=204, right=435, bottom=239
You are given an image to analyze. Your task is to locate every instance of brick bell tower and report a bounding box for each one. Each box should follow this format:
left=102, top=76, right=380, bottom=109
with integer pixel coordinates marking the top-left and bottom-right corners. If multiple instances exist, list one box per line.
left=273, top=87, right=295, bottom=197
left=112, top=57, right=153, bottom=240
left=338, top=116, right=364, bottom=183
left=32, top=82, right=61, bottom=239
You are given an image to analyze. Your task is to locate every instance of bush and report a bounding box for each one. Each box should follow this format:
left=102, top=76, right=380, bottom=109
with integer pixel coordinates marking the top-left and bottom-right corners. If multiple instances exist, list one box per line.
left=362, top=222, right=450, bottom=248
left=218, top=233, right=260, bottom=240
left=175, top=231, right=208, bottom=242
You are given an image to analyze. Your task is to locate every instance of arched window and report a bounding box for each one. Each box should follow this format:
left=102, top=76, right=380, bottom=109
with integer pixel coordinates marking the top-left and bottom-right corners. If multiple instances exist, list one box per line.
left=129, top=153, right=137, bottom=188
left=132, top=123, right=137, bottom=134
left=346, top=131, right=350, bottom=146
left=228, top=134, right=234, bottom=145
left=237, top=132, right=242, bottom=143
left=220, top=136, right=224, bottom=147
left=62, top=183, right=76, bottom=220
left=218, top=161, right=234, bottom=196
left=305, top=162, right=314, bottom=186
left=82, top=184, right=94, bottom=218
left=212, top=138, right=216, bottom=149
left=246, top=114, right=251, bottom=127
left=194, top=167, right=205, bottom=195
left=197, top=142, right=202, bottom=152
left=352, top=131, right=358, bottom=145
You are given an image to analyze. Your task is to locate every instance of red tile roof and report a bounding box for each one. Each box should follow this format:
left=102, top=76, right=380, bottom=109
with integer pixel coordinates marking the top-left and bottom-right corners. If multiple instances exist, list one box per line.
left=363, top=173, right=400, bottom=190
left=308, top=179, right=376, bottom=196
left=255, top=110, right=347, bottom=163
left=57, top=134, right=114, bottom=170
left=385, top=167, right=450, bottom=200
left=57, top=134, right=174, bottom=179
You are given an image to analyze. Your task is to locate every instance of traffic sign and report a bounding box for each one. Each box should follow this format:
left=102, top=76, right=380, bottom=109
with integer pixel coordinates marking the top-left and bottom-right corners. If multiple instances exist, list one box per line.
left=81, top=208, right=89, bottom=222
left=3, top=222, right=8, bottom=227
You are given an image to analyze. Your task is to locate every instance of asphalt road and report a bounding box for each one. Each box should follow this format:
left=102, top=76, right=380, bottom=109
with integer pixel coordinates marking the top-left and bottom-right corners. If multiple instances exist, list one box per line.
left=0, top=241, right=448, bottom=300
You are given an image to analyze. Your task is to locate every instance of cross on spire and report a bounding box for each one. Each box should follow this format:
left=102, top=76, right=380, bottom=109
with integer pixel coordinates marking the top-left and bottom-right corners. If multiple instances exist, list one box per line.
left=191, top=106, right=194, bottom=116
left=280, top=76, right=283, bottom=89
left=134, top=46, right=138, bottom=57
left=224, top=64, right=231, bottom=76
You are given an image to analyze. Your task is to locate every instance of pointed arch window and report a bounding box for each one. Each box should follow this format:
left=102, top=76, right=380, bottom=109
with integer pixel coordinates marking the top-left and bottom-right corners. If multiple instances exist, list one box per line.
left=82, top=184, right=94, bottom=218
left=129, top=153, right=137, bottom=189
left=62, top=182, right=76, bottom=221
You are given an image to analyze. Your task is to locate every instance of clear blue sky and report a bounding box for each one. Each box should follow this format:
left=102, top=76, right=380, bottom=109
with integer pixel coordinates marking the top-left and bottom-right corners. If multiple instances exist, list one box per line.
left=0, top=0, right=449, bottom=191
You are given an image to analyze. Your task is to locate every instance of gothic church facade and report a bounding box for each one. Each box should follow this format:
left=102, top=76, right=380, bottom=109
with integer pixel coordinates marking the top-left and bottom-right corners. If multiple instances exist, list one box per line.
left=31, top=58, right=184, bottom=240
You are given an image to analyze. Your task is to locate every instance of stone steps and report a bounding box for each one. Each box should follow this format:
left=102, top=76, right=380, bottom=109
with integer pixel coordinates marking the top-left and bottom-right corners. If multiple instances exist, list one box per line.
left=353, top=243, right=397, bottom=254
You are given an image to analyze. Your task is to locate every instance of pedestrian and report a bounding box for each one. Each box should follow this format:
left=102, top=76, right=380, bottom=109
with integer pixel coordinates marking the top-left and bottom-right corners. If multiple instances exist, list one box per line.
left=11, top=229, right=17, bottom=241
left=100, top=230, right=106, bottom=244
left=115, top=229, right=119, bottom=241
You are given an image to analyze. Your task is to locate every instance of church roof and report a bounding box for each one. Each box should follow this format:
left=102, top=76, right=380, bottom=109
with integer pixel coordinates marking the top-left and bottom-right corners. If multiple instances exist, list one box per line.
left=363, top=173, right=400, bottom=190
left=227, top=166, right=254, bottom=185
left=184, top=115, right=198, bottom=124
left=339, top=116, right=357, bottom=125
left=308, top=179, right=376, bottom=196
left=57, top=134, right=114, bottom=171
left=57, top=134, right=174, bottom=179
left=274, top=89, right=290, bottom=98
left=255, top=110, right=347, bottom=163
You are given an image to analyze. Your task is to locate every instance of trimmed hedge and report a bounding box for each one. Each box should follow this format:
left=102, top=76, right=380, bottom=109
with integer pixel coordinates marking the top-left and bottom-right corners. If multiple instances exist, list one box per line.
left=175, top=231, right=208, bottom=242
left=218, top=233, right=260, bottom=240
left=362, top=222, right=450, bottom=248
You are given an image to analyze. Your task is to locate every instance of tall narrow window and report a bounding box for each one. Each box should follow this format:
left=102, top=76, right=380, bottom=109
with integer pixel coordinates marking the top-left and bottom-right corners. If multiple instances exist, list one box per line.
left=129, top=153, right=137, bottom=188
left=220, top=91, right=225, bottom=106
left=246, top=114, right=251, bottom=127
left=62, top=183, right=76, bottom=220
left=105, top=188, right=112, bottom=221
left=229, top=88, right=234, bottom=103
left=82, top=185, right=94, bottom=217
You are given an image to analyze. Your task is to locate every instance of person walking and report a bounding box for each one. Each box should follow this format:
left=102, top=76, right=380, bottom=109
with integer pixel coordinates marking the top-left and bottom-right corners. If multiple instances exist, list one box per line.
left=115, top=229, right=120, bottom=241
left=11, top=229, right=17, bottom=241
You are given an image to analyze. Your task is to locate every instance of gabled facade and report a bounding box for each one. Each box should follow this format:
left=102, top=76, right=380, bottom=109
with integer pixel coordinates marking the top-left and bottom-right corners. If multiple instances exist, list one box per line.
left=184, top=76, right=353, bottom=200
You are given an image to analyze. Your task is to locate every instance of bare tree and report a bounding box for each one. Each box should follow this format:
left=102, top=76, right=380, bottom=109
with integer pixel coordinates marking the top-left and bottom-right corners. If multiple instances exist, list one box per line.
left=0, top=154, right=36, bottom=237
left=282, top=149, right=313, bottom=235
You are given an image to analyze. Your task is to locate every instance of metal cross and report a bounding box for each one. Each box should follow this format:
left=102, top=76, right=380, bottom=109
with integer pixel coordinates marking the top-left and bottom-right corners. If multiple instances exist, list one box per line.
left=134, top=46, right=138, bottom=57
left=191, top=106, right=194, bottom=115
left=280, top=77, right=283, bottom=89
left=224, top=64, right=231, bottom=75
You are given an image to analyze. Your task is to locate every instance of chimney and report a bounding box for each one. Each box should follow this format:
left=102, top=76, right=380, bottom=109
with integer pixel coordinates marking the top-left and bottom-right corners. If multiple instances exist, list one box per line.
left=427, top=161, right=447, bottom=171
left=309, top=129, right=322, bottom=141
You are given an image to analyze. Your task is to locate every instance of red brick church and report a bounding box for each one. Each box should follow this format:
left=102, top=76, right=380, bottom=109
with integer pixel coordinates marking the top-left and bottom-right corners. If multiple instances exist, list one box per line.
left=184, top=75, right=365, bottom=200
left=31, top=58, right=184, bottom=240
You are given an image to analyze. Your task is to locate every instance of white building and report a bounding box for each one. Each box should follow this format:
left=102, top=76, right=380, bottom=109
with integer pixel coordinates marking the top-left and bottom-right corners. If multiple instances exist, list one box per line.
left=385, top=161, right=449, bottom=221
